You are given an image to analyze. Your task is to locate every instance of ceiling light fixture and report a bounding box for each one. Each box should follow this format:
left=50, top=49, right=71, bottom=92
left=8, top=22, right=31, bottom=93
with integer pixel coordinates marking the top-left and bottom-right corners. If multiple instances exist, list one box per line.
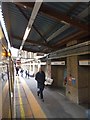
left=20, top=46, right=23, bottom=51
left=24, top=6, right=27, bottom=9
left=19, top=0, right=43, bottom=51
left=23, top=27, right=31, bottom=41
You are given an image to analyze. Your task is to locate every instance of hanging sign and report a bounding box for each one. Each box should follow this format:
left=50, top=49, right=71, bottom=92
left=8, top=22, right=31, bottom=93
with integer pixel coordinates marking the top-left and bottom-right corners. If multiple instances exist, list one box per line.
left=79, top=60, right=90, bottom=65
left=51, top=61, right=65, bottom=65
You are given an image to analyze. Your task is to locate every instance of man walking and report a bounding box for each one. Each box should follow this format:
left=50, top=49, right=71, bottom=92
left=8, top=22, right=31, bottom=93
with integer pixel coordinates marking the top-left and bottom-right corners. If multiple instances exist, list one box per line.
left=35, top=66, right=46, bottom=102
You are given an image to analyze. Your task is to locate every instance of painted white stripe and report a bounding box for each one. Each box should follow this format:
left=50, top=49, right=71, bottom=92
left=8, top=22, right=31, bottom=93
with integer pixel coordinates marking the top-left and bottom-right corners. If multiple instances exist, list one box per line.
left=57, top=92, right=65, bottom=97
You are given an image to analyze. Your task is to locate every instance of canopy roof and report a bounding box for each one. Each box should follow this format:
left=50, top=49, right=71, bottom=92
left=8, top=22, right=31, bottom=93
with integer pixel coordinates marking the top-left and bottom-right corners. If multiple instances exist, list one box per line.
left=2, top=2, right=89, bottom=53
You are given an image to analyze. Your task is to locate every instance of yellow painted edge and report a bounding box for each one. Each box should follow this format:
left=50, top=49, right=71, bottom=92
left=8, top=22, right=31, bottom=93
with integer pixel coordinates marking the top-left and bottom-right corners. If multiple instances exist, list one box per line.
left=21, top=77, right=47, bottom=119
left=16, top=76, right=25, bottom=119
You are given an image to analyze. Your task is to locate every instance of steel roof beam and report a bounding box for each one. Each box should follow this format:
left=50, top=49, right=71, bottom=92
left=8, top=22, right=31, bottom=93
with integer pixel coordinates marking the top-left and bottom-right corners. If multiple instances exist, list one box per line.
left=15, top=2, right=89, bottom=31
left=47, top=25, right=70, bottom=42
left=54, top=31, right=89, bottom=48
left=77, top=5, right=90, bottom=19
left=48, top=41, right=90, bottom=59
left=13, top=44, right=38, bottom=53
left=12, top=35, right=54, bottom=50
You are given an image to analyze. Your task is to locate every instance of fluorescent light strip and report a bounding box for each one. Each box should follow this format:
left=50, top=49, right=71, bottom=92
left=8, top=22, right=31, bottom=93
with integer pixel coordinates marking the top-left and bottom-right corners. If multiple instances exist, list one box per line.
left=0, top=4, right=11, bottom=50
left=23, top=27, right=31, bottom=41
left=20, top=0, right=43, bottom=50
left=20, top=46, right=22, bottom=50
left=28, top=1, right=43, bottom=27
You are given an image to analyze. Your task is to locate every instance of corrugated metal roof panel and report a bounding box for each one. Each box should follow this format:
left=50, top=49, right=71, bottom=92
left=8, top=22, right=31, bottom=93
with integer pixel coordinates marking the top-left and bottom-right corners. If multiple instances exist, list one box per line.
left=45, top=2, right=75, bottom=13
left=69, top=2, right=88, bottom=18
left=34, top=13, right=64, bottom=38
left=27, top=27, right=42, bottom=41
left=12, top=38, right=22, bottom=48
left=2, top=2, right=89, bottom=53
left=8, top=3, right=28, bottom=38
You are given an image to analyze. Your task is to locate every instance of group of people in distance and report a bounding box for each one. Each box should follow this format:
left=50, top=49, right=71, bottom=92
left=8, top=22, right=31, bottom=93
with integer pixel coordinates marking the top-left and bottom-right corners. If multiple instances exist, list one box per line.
left=15, top=66, right=33, bottom=78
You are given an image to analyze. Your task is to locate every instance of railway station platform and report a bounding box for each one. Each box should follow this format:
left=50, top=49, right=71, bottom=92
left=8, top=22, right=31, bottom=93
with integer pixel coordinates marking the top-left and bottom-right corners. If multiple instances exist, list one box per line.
left=14, top=76, right=87, bottom=119
left=0, top=1, right=90, bottom=119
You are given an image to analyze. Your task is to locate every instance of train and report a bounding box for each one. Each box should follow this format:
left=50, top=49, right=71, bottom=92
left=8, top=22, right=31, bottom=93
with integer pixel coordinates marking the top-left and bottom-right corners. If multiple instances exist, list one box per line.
left=0, top=24, right=14, bottom=119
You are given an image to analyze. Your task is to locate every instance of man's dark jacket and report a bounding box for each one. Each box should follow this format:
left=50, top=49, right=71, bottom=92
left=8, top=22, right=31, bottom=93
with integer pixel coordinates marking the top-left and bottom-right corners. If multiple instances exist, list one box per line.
left=35, top=71, right=45, bottom=90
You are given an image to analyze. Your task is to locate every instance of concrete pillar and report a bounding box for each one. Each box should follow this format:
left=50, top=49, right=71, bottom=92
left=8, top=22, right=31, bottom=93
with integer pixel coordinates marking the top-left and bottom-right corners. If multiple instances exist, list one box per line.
left=66, top=55, right=79, bottom=103
left=66, top=40, right=89, bottom=105
left=46, top=60, right=51, bottom=79
left=66, top=40, right=79, bottom=103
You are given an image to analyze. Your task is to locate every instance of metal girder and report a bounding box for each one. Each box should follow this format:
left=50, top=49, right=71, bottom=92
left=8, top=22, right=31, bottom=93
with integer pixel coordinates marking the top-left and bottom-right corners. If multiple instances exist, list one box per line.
left=54, top=31, right=89, bottom=48
left=12, top=35, right=54, bottom=50
left=12, top=42, right=44, bottom=53
left=48, top=41, right=90, bottom=59
left=15, top=2, right=89, bottom=31
left=77, top=5, right=90, bottom=19
left=47, top=24, right=70, bottom=42
left=13, top=44, right=37, bottom=53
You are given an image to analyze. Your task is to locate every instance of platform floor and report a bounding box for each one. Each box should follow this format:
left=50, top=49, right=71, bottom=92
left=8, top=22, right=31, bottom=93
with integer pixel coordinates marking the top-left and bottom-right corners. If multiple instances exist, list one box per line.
left=14, top=76, right=87, bottom=119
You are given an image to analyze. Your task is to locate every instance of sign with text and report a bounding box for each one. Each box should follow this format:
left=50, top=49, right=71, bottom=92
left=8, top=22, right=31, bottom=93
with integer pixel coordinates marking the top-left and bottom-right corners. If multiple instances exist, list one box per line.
left=51, top=61, right=65, bottom=65
left=79, top=60, right=90, bottom=65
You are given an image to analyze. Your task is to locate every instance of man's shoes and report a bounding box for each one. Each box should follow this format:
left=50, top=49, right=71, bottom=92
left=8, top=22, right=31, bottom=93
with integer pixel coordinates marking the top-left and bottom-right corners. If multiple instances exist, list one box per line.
left=37, top=91, right=40, bottom=96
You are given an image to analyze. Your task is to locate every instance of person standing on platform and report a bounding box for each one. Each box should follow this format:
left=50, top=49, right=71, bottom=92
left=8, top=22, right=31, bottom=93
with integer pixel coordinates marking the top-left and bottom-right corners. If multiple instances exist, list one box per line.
left=16, top=66, right=19, bottom=76
left=25, top=70, right=28, bottom=78
left=20, top=68, right=23, bottom=77
left=35, top=66, right=46, bottom=102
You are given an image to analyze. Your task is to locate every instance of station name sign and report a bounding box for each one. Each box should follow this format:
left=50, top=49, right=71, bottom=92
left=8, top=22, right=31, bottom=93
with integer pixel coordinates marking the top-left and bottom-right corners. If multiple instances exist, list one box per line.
left=79, top=60, right=90, bottom=65
left=51, top=61, right=65, bottom=65
left=41, top=61, right=65, bottom=65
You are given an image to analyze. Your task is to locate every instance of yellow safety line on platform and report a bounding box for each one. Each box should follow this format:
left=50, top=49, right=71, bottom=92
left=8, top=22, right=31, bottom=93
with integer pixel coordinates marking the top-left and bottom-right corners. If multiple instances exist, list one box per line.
left=21, top=77, right=47, bottom=119
left=17, top=77, right=25, bottom=118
